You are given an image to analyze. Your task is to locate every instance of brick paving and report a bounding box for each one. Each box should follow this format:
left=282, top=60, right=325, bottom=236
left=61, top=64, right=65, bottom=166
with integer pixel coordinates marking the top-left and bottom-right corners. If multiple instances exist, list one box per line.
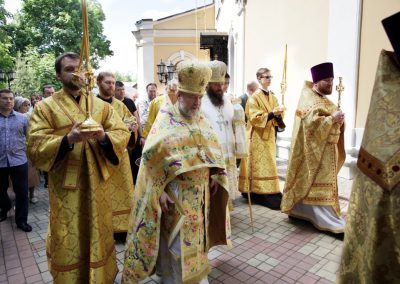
left=0, top=162, right=352, bottom=284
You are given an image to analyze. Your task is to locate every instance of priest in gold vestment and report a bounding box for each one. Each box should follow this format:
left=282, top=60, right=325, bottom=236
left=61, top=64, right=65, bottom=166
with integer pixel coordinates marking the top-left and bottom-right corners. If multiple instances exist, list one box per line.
left=281, top=62, right=346, bottom=234
left=122, top=61, right=231, bottom=284
left=239, top=67, right=284, bottom=210
left=96, top=71, right=137, bottom=233
left=338, top=13, right=400, bottom=283
left=27, top=53, right=131, bottom=283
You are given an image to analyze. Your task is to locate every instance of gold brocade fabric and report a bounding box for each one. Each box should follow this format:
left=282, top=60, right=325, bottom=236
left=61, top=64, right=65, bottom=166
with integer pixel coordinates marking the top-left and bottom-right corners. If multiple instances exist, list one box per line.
left=338, top=50, right=400, bottom=283
left=27, top=90, right=131, bottom=284
left=122, top=104, right=231, bottom=283
left=239, top=89, right=280, bottom=195
left=162, top=168, right=211, bottom=283
left=109, top=98, right=135, bottom=232
left=143, top=93, right=176, bottom=138
left=281, top=82, right=345, bottom=216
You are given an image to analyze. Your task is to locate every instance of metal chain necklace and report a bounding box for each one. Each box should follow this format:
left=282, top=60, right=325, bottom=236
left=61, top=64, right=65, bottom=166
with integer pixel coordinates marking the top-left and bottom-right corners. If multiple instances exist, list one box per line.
left=187, top=118, right=207, bottom=162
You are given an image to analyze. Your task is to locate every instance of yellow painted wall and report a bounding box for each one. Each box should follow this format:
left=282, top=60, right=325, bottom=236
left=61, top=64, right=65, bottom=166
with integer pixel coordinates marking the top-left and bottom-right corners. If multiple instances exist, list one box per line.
left=154, top=5, right=214, bottom=30
left=155, top=37, right=197, bottom=43
left=153, top=45, right=209, bottom=88
left=150, top=5, right=215, bottom=93
left=356, top=0, right=399, bottom=128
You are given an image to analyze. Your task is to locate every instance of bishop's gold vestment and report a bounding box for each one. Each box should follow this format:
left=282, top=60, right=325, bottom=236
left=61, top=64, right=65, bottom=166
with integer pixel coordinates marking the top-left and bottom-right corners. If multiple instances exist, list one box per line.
left=27, top=90, right=130, bottom=284
left=239, top=89, right=281, bottom=195
left=281, top=82, right=345, bottom=217
left=122, top=104, right=231, bottom=283
left=338, top=50, right=400, bottom=283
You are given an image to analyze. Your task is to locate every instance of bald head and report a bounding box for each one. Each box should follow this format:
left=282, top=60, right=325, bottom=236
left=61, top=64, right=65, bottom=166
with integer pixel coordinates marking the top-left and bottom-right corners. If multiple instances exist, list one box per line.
left=247, top=81, right=258, bottom=95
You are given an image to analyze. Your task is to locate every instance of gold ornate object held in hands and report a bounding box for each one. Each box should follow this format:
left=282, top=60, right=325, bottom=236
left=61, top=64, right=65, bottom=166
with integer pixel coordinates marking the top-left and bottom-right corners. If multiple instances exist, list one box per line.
left=336, top=76, right=345, bottom=110
left=123, top=116, right=137, bottom=131
left=280, top=44, right=288, bottom=108
left=74, top=0, right=102, bottom=133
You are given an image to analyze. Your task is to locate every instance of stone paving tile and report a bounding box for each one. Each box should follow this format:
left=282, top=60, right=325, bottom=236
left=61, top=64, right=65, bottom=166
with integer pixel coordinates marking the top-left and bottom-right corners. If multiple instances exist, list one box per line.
left=0, top=171, right=352, bottom=283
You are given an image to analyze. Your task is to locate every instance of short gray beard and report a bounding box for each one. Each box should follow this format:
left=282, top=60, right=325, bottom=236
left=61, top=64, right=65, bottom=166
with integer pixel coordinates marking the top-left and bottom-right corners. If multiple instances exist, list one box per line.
left=178, top=103, right=198, bottom=118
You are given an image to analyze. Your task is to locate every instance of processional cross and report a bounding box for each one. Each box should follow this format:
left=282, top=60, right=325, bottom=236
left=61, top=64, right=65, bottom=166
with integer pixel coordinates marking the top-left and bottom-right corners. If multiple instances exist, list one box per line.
left=335, top=77, right=344, bottom=110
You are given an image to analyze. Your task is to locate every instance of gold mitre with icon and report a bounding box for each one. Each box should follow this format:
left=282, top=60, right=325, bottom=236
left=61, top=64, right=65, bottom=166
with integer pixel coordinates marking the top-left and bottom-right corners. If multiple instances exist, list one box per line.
left=177, top=60, right=212, bottom=96
left=208, top=60, right=227, bottom=83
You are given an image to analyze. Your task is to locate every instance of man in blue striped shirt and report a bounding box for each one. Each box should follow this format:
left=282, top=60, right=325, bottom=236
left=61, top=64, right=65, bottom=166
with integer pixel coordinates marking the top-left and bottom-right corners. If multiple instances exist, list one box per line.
left=0, top=89, right=32, bottom=232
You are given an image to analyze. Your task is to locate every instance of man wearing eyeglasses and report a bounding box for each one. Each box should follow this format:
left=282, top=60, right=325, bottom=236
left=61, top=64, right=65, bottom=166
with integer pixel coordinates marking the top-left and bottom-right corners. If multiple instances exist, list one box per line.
left=239, top=67, right=284, bottom=210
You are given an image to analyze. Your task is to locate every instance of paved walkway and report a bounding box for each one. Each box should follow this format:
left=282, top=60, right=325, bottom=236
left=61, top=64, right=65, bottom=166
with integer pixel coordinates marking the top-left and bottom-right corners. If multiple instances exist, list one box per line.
left=0, top=161, right=352, bottom=284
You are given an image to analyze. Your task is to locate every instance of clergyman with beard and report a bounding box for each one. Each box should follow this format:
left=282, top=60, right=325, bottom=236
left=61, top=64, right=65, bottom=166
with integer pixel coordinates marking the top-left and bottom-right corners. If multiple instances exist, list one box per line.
left=122, top=60, right=231, bottom=283
left=281, top=62, right=347, bottom=236
left=96, top=71, right=137, bottom=234
left=26, top=52, right=131, bottom=282
left=201, top=60, right=239, bottom=210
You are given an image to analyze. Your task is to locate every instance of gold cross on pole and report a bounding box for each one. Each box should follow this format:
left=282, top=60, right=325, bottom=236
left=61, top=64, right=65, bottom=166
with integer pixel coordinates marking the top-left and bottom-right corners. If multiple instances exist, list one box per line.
left=335, top=77, right=344, bottom=109
left=280, top=44, right=287, bottom=107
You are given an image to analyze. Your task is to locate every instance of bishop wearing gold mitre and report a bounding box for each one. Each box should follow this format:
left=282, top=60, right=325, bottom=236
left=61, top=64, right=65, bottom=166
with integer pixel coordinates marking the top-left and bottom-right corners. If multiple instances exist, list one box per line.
left=27, top=52, right=130, bottom=283
left=122, top=60, right=231, bottom=284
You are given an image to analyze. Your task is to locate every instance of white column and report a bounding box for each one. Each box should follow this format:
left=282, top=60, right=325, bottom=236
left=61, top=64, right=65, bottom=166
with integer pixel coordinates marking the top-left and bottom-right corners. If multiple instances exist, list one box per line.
left=327, top=0, right=362, bottom=149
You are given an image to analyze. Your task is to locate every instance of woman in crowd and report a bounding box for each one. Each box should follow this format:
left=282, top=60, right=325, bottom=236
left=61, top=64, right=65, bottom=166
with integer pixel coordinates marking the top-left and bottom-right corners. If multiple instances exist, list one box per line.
left=14, top=96, right=40, bottom=204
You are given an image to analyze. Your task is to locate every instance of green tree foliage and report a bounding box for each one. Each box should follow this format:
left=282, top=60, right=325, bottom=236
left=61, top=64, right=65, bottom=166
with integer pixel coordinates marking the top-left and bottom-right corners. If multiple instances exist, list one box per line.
left=114, top=71, right=134, bottom=82
left=0, top=0, right=14, bottom=74
left=11, top=0, right=113, bottom=68
left=11, top=48, right=61, bottom=97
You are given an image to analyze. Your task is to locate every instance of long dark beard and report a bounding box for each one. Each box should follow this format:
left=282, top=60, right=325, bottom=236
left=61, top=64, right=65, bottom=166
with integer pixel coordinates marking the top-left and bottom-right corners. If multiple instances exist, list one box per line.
left=207, top=90, right=224, bottom=107
left=65, top=80, right=80, bottom=91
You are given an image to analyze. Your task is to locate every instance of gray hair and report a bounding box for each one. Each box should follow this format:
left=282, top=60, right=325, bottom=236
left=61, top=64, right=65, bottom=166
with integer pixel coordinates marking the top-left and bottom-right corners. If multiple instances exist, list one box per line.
left=14, top=96, right=30, bottom=111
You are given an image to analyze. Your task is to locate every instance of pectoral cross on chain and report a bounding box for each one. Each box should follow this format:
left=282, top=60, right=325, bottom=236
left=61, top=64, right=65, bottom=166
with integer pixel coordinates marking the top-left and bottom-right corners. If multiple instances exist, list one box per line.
left=216, top=111, right=227, bottom=131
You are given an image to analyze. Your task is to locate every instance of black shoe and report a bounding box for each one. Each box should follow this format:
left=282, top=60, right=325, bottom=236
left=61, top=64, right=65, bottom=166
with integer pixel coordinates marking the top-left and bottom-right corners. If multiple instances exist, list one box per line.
left=252, top=193, right=282, bottom=210
left=288, top=215, right=304, bottom=222
left=114, top=232, right=127, bottom=243
left=17, top=222, right=32, bottom=232
left=0, top=207, right=11, bottom=222
left=0, top=213, right=7, bottom=222
left=330, top=232, right=344, bottom=241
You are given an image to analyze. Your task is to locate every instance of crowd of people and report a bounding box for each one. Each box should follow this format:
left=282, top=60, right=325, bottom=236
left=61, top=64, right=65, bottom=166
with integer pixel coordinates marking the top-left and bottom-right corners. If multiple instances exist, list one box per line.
left=0, top=11, right=398, bottom=284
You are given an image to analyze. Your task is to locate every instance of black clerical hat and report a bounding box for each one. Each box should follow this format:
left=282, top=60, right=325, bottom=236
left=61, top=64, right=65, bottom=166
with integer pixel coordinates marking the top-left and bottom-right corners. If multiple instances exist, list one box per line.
left=310, top=62, right=334, bottom=83
left=382, top=11, right=400, bottom=59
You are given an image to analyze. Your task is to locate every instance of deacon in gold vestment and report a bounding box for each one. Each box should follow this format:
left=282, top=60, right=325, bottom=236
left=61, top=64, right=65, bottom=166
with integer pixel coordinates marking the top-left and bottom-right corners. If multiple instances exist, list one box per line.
left=27, top=53, right=131, bottom=283
left=338, top=13, right=400, bottom=283
left=97, top=71, right=137, bottom=233
left=142, top=79, right=178, bottom=139
left=281, top=62, right=346, bottom=234
left=239, top=68, right=284, bottom=210
left=122, top=61, right=231, bottom=284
